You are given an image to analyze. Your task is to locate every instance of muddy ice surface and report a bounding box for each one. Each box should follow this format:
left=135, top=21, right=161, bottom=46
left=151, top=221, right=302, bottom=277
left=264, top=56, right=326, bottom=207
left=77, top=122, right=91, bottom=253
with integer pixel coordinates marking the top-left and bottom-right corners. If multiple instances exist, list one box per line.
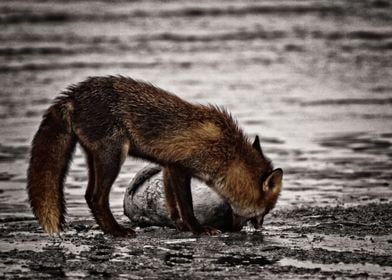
left=1, top=0, right=392, bottom=279
left=1, top=203, right=392, bottom=279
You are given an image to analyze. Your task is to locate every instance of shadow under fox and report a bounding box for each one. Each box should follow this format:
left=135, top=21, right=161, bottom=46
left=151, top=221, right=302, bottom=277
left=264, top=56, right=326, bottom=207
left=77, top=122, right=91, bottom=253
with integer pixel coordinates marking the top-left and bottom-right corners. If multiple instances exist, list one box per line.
left=27, top=76, right=283, bottom=237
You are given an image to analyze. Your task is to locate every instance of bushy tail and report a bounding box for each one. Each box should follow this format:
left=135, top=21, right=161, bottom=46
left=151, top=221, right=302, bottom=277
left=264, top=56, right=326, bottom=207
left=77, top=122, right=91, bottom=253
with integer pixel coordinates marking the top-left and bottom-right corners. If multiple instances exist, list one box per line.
left=27, top=97, right=76, bottom=235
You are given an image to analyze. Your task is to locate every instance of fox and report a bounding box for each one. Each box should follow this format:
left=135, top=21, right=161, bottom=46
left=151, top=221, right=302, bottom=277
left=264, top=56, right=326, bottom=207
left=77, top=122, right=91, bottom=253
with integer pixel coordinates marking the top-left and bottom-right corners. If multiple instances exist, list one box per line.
left=27, top=76, right=283, bottom=237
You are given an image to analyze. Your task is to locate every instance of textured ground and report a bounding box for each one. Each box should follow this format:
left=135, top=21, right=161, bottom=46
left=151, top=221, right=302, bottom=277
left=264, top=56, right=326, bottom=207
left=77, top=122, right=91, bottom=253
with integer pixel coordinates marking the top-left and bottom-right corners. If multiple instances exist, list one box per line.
left=1, top=203, right=391, bottom=279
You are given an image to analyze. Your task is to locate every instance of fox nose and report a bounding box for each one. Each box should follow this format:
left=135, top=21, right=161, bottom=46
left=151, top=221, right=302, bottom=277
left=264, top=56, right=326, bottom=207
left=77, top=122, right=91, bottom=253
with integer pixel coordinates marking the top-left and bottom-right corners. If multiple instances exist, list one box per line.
left=231, top=213, right=244, bottom=231
left=251, top=216, right=264, bottom=229
left=259, top=216, right=264, bottom=227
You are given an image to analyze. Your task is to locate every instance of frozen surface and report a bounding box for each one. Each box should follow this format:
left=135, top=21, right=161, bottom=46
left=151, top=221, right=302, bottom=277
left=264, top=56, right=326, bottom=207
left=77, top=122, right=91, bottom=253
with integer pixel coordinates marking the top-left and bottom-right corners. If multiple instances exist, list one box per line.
left=0, top=0, right=391, bottom=279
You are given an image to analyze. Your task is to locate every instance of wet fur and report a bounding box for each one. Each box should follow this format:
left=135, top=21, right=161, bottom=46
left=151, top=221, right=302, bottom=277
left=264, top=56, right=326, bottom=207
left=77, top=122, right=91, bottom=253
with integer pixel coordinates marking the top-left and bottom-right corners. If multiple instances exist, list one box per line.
left=27, top=76, right=281, bottom=236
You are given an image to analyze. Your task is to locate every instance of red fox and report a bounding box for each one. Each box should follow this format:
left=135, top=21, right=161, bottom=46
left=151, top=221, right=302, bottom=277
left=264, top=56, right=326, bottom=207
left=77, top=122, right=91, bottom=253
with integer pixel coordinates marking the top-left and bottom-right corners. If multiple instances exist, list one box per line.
left=27, top=76, right=283, bottom=237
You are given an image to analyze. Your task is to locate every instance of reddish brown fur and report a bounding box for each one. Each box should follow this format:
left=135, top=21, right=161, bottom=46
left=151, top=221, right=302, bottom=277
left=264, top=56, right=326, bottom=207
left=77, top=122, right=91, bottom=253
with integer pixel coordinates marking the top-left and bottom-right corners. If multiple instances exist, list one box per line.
left=27, top=97, right=76, bottom=234
left=27, top=76, right=282, bottom=236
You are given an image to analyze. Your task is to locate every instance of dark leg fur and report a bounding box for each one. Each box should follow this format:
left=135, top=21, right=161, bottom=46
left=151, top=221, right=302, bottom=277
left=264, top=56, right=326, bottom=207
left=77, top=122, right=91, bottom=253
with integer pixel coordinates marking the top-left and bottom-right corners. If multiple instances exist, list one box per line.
left=163, top=167, right=185, bottom=231
left=84, top=142, right=135, bottom=237
left=164, top=166, right=220, bottom=235
left=84, top=150, right=95, bottom=210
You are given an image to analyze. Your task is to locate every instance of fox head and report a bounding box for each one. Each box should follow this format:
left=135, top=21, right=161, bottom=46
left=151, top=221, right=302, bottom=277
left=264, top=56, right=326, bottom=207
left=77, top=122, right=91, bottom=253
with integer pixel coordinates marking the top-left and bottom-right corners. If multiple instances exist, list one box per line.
left=251, top=135, right=283, bottom=228
left=229, top=135, right=283, bottom=229
left=249, top=168, right=283, bottom=229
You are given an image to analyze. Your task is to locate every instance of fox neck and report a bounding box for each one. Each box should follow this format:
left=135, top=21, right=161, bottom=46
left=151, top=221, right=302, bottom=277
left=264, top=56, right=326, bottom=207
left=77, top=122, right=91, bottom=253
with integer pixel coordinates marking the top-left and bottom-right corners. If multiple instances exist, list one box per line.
left=212, top=157, right=267, bottom=218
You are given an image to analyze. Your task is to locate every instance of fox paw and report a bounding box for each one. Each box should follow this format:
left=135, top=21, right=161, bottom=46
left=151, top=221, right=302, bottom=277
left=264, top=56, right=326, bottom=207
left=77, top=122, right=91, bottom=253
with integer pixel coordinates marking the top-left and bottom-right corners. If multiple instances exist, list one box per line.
left=174, top=219, right=188, bottom=232
left=173, top=218, right=221, bottom=236
left=190, top=226, right=221, bottom=236
left=109, top=227, right=136, bottom=238
left=200, top=226, right=221, bottom=236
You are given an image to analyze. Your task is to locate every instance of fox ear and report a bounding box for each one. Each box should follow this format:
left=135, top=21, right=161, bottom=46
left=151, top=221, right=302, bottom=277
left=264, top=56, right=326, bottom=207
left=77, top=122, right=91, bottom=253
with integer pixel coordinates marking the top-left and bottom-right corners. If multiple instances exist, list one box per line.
left=252, top=135, right=263, bottom=155
left=263, top=168, right=283, bottom=194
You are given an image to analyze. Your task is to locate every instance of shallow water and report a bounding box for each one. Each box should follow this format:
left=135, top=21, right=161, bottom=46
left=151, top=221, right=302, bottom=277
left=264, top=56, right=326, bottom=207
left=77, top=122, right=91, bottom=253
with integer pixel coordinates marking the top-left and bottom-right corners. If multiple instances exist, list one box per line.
left=0, top=0, right=392, bottom=279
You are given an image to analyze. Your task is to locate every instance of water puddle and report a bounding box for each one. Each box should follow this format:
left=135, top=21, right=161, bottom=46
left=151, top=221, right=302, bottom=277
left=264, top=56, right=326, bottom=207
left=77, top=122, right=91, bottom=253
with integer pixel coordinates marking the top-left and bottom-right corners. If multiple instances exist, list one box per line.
left=163, top=238, right=198, bottom=245
left=305, top=234, right=392, bottom=255
left=164, top=252, right=194, bottom=266
left=279, top=257, right=392, bottom=275
left=215, top=254, right=275, bottom=266
left=0, top=236, right=90, bottom=254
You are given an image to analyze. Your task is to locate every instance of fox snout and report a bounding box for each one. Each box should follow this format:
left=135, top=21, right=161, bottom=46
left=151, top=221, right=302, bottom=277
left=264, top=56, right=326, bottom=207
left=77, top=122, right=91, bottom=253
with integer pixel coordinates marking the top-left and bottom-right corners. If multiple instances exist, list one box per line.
left=250, top=216, right=264, bottom=229
left=231, top=213, right=264, bottom=230
left=231, top=213, right=245, bottom=231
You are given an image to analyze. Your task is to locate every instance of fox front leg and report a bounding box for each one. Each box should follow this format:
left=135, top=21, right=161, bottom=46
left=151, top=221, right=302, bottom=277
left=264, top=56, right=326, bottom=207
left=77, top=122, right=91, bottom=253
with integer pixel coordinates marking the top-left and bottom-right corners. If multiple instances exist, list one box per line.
left=163, top=167, right=186, bottom=231
left=163, top=166, right=220, bottom=235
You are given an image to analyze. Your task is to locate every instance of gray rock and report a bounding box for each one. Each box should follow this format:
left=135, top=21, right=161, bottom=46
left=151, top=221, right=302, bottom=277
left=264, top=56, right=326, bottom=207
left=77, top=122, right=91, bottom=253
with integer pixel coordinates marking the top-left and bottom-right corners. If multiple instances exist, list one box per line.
left=123, top=165, right=242, bottom=231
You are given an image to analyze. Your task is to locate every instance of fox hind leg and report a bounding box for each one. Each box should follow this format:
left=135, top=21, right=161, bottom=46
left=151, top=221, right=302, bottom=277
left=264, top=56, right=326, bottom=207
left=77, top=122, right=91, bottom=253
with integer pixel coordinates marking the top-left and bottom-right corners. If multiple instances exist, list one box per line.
left=84, top=150, right=95, bottom=210
left=84, top=140, right=135, bottom=237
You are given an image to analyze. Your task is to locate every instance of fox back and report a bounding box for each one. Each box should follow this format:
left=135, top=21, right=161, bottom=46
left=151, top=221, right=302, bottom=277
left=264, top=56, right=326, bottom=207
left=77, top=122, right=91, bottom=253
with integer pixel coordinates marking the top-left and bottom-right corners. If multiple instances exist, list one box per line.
left=67, top=77, right=264, bottom=175
left=27, top=76, right=282, bottom=236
